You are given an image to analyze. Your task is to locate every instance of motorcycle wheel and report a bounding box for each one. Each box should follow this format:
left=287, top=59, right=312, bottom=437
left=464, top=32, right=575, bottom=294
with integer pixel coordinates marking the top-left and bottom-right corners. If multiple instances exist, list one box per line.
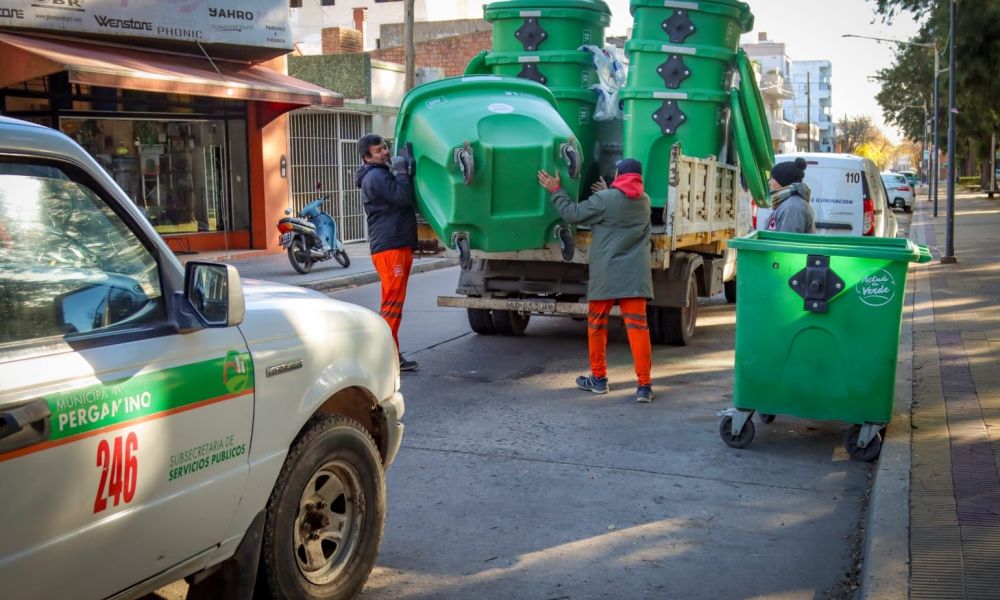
left=334, top=249, right=350, bottom=268
left=288, top=236, right=314, bottom=274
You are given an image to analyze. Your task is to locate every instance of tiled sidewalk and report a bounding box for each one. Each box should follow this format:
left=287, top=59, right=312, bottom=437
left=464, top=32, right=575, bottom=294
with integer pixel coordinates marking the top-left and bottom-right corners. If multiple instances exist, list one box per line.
left=909, top=192, right=1000, bottom=599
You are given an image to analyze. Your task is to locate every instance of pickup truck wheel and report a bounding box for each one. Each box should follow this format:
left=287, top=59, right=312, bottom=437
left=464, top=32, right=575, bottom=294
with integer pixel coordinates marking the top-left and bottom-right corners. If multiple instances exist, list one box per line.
left=261, top=416, right=385, bottom=600
left=664, top=276, right=698, bottom=346
left=493, top=309, right=530, bottom=336
left=467, top=308, right=497, bottom=335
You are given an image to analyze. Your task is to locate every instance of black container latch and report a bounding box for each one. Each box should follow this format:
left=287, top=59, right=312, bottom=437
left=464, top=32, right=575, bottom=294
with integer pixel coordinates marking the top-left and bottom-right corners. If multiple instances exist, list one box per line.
left=652, top=99, right=686, bottom=135
left=662, top=10, right=696, bottom=44
left=788, top=255, right=845, bottom=313
left=515, top=18, right=547, bottom=51
left=517, top=63, right=547, bottom=84
left=658, top=55, right=691, bottom=89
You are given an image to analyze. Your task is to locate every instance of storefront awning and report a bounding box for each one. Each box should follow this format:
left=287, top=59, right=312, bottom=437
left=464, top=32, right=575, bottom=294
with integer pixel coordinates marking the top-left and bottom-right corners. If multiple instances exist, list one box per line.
left=0, top=32, right=343, bottom=110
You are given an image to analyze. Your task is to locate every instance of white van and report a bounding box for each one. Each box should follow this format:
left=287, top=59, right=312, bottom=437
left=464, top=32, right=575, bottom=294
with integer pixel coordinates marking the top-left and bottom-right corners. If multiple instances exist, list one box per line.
left=756, top=153, right=898, bottom=238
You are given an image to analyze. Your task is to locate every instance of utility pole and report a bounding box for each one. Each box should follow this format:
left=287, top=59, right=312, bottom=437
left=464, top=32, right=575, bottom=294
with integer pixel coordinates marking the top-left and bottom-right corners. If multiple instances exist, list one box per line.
left=806, top=71, right=812, bottom=151
left=404, top=0, right=415, bottom=91
left=942, top=0, right=957, bottom=263
left=932, top=44, right=941, bottom=216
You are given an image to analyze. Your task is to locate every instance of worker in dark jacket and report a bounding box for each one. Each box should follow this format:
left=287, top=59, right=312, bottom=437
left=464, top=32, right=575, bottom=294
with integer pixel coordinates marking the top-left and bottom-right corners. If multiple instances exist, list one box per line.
left=766, top=157, right=816, bottom=233
left=355, top=134, right=419, bottom=371
left=537, top=158, right=655, bottom=403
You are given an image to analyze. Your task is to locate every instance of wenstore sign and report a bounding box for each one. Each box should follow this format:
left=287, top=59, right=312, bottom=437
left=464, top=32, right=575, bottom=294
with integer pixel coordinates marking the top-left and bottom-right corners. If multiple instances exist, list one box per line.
left=0, top=0, right=292, bottom=50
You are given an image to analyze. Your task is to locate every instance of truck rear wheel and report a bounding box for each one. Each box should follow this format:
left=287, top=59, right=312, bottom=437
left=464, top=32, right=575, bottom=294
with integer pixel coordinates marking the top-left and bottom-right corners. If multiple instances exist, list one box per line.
left=493, top=309, right=530, bottom=336
left=261, top=416, right=385, bottom=600
left=467, top=308, right=497, bottom=335
left=664, top=276, right=698, bottom=346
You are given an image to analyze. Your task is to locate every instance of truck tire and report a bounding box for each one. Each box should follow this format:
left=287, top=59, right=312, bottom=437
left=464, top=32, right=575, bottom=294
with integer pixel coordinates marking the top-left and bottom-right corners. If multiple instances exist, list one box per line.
left=664, top=276, right=698, bottom=346
left=467, top=308, right=497, bottom=335
left=646, top=304, right=667, bottom=345
left=261, top=416, right=385, bottom=600
left=724, top=278, right=737, bottom=303
left=492, top=309, right=530, bottom=336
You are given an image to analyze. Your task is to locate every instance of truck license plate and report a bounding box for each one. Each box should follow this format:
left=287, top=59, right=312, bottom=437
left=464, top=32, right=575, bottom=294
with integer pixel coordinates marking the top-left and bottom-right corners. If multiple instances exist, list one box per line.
left=514, top=299, right=556, bottom=313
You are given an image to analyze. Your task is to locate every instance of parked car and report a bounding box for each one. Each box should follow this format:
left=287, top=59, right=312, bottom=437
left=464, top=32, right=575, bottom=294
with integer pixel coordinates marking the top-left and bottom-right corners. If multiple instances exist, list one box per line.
left=897, top=170, right=919, bottom=188
left=0, top=116, right=404, bottom=599
left=881, top=172, right=915, bottom=213
left=756, top=153, right=897, bottom=238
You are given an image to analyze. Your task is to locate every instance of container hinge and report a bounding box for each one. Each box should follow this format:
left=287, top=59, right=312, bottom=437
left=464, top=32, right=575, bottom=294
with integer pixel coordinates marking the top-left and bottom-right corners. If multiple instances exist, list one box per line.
left=652, top=99, right=686, bottom=135
left=662, top=9, right=696, bottom=44
left=788, top=255, right=845, bottom=313
left=454, top=142, right=474, bottom=185
left=517, top=62, right=547, bottom=85
left=657, top=54, right=691, bottom=89
left=515, top=17, right=547, bottom=51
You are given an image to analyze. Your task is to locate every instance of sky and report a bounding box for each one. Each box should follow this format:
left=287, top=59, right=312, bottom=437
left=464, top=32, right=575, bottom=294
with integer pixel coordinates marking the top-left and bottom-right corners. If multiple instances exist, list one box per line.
left=604, top=0, right=924, bottom=143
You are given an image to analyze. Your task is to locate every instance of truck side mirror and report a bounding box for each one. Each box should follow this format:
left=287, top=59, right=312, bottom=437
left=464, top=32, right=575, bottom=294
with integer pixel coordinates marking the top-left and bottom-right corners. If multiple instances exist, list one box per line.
left=184, top=262, right=245, bottom=327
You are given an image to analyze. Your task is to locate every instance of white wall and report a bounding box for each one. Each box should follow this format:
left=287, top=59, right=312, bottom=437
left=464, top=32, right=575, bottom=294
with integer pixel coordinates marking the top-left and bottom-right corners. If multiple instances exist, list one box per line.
left=291, top=0, right=484, bottom=52
left=790, top=60, right=834, bottom=151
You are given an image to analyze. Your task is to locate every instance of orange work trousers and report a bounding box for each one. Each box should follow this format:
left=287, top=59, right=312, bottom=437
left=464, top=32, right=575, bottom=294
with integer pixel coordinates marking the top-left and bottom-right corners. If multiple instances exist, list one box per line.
left=372, top=247, right=413, bottom=350
left=588, top=298, right=652, bottom=386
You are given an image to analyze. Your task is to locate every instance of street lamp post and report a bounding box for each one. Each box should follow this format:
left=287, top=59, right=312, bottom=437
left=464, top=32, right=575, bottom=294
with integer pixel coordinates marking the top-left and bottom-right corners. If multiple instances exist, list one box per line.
left=941, top=0, right=957, bottom=263
left=841, top=34, right=942, bottom=214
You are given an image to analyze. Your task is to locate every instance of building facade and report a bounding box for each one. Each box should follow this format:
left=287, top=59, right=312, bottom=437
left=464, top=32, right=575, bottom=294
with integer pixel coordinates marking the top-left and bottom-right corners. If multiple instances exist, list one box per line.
left=741, top=34, right=796, bottom=154
left=0, top=0, right=340, bottom=253
left=790, top=60, right=834, bottom=153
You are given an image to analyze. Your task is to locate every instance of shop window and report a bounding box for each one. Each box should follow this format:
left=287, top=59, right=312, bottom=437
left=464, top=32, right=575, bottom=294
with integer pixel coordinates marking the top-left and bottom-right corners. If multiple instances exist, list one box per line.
left=59, top=118, right=248, bottom=236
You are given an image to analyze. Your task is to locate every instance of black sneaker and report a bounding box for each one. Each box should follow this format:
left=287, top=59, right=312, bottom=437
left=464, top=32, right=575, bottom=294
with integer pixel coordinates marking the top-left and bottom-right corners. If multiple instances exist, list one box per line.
left=576, top=374, right=608, bottom=394
left=399, top=355, right=418, bottom=372
left=635, top=385, right=654, bottom=403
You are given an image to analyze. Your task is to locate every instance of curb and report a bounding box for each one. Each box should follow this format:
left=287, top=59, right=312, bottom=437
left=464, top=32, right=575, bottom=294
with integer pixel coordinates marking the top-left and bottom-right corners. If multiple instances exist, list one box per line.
left=859, top=198, right=924, bottom=599
left=302, top=257, right=459, bottom=293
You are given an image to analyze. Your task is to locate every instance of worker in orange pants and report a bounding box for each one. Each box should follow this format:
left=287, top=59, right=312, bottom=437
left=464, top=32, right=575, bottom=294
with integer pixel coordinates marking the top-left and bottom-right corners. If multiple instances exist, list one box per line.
left=539, top=158, right=654, bottom=402
left=587, top=298, right=652, bottom=395
left=372, top=247, right=413, bottom=351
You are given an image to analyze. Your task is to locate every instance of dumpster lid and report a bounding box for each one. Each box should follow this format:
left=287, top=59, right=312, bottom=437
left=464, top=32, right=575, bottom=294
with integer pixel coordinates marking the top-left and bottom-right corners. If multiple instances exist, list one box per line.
left=484, top=0, right=612, bottom=17
left=629, top=0, right=754, bottom=32
left=729, top=230, right=933, bottom=264
left=624, top=39, right=736, bottom=61
left=730, top=89, right=770, bottom=207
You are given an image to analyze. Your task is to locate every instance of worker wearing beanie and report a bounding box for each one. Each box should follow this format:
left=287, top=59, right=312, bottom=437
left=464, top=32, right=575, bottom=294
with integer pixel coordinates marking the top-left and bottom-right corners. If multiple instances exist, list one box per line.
left=766, top=157, right=816, bottom=233
left=537, top=159, right=655, bottom=404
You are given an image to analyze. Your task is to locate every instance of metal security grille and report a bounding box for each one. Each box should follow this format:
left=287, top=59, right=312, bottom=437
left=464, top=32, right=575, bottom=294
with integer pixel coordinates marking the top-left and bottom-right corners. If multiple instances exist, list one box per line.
left=288, top=110, right=370, bottom=243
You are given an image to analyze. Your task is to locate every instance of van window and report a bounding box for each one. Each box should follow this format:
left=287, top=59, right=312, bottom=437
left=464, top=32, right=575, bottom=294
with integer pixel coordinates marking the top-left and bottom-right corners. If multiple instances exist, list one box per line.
left=0, top=164, right=164, bottom=345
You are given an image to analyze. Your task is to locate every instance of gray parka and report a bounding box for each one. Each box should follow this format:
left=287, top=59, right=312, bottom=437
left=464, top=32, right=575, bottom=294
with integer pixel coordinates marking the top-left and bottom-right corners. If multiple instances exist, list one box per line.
left=549, top=184, right=653, bottom=301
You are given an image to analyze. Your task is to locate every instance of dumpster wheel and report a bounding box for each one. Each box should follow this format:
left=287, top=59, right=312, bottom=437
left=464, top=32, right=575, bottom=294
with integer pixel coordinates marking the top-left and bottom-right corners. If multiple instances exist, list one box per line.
left=844, top=425, right=883, bottom=462
left=719, top=415, right=755, bottom=449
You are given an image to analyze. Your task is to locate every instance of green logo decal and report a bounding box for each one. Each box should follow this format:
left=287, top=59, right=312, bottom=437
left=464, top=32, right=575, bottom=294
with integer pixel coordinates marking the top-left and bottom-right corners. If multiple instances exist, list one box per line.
left=44, top=351, right=254, bottom=441
left=856, top=269, right=896, bottom=307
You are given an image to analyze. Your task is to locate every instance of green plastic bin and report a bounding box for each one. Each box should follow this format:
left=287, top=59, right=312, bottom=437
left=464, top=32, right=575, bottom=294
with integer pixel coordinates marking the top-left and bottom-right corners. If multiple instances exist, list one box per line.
left=485, top=50, right=597, bottom=89
left=629, top=0, right=753, bottom=50
left=722, top=231, right=932, bottom=460
left=395, top=76, right=582, bottom=253
left=485, top=0, right=611, bottom=52
left=624, top=39, right=735, bottom=91
left=620, top=87, right=728, bottom=207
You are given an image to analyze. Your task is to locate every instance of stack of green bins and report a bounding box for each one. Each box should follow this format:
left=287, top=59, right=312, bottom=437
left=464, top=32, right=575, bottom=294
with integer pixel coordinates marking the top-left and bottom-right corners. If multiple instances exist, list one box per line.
left=482, top=0, right=612, bottom=191
left=720, top=231, right=932, bottom=461
left=623, top=0, right=753, bottom=208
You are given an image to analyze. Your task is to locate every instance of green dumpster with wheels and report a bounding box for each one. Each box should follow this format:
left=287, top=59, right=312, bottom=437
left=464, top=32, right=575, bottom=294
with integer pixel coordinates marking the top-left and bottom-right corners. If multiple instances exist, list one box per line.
left=394, top=75, right=583, bottom=255
left=629, top=0, right=753, bottom=49
left=720, top=231, right=932, bottom=461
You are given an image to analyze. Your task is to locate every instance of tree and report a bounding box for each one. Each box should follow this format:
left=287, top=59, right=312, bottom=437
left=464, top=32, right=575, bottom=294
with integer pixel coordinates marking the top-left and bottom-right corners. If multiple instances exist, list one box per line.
left=836, top=115, right=878, bottom=154
left=871, top=0, right=1000, bottom=175
left=854, top=128, right=894, bottom=170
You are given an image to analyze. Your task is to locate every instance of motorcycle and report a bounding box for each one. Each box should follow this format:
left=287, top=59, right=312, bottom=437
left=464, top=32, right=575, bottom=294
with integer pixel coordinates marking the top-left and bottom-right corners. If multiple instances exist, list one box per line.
left=276, top=184, right=350, bottom=274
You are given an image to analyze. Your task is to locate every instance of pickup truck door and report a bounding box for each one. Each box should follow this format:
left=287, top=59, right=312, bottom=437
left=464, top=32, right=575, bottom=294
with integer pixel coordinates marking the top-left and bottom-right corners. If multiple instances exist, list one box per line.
left=0, top=163, right=253, bottom=599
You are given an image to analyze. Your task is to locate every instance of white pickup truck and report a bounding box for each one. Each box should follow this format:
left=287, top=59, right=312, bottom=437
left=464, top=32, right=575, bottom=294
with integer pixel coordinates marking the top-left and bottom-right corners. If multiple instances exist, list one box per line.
left=0, top=117, right=404, bottom=600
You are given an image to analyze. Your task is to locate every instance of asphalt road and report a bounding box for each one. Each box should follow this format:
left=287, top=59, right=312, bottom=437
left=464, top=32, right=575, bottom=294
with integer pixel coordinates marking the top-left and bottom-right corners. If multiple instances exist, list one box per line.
left=332, top=268, right=873, bottom=600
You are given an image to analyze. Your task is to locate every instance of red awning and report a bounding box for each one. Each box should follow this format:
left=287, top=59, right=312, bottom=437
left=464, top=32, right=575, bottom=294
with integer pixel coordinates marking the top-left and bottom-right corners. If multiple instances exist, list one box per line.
left=0, top=32, right=342, bottom=109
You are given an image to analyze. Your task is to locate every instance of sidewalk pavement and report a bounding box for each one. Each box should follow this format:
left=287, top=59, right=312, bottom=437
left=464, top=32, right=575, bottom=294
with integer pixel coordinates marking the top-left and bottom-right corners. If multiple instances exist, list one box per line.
left=863, top=189, right=1000, bottom=599
left=176, top=241, right=457, bottom=293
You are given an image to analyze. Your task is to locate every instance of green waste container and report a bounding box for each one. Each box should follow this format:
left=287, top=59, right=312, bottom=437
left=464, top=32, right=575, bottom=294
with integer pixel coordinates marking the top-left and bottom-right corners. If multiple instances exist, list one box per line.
left=721, top=231, right=932, bottom=461
left=395, top=75, right=582, bottom=254
left=485, top=50, right=597, bottom=89
left=620, top=87, right=728, bottom=207
left=624, top=39, right=735, bottom=91
left=485, top=0, right=611, bottom=52
left=629, top=0, right=753, bottom=50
